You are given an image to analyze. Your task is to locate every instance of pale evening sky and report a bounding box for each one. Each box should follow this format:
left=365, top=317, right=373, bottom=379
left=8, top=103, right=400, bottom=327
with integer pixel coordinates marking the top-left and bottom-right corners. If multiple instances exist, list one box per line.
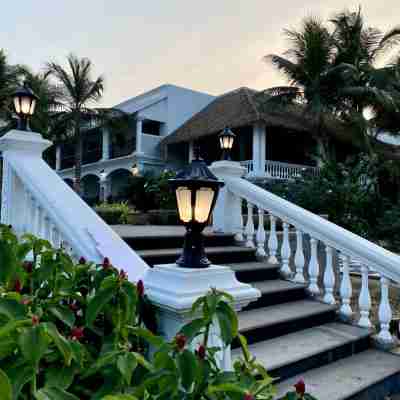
left=2, top=0, right=399, bottom=106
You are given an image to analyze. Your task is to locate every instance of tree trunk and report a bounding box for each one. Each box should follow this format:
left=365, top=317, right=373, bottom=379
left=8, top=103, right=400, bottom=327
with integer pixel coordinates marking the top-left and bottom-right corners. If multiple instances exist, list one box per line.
left=73, top=115, right=83, bottom=196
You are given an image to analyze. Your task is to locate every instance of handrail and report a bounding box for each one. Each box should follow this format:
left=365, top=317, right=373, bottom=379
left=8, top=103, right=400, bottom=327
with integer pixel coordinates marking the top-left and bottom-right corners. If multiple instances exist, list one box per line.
left=0, top=130, right=148, bottom=282
left=225, top=175, right=400, bottom=283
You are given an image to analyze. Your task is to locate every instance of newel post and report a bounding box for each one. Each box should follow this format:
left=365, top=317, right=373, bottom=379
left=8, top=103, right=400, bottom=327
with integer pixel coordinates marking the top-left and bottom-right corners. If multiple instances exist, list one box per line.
left=209, top=160, right=246, bottom=237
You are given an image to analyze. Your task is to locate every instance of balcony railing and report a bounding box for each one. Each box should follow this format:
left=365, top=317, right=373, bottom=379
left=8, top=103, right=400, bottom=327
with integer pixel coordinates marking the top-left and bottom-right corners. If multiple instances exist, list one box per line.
left=241, top=160, right=320, bottom=180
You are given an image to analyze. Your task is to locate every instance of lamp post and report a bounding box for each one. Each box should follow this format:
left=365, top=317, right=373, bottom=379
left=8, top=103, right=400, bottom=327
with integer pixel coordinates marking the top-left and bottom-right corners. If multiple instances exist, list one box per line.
left=12, top=83, right=39, bottom=131
left=99, top=169, right=108, bottom=203
left=218, top=127, right=236, bottom=161
left=131, top=163, right=139, bottom=176
left=169, top=146, right=224, bottom=268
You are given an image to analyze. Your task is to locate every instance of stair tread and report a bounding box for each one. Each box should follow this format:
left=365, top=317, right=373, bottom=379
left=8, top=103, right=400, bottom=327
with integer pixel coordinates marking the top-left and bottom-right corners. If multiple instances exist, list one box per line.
left=251, top=279, right=306, bottom=294
left=233, top=322, right=369, bottom=372
left=239, top=300, right=337, bottom=333
left=226, top=261, right=279, bottom=273
left=137, top=246, right=255, bottom=258
left=276, top=349, right=400, bottom=400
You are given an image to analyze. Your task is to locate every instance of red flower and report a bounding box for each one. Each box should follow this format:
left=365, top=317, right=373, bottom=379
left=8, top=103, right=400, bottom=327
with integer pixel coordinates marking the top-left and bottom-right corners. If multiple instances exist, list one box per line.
left=69, top=301, right=79, bottom=312
left=137, top=280, right=144, bottom=297
left=102, top=257, right=111, bottom=269
left=243, top=394, right=254, bottom=400
left=119, top=270, right=128, bottom=281
left=14, top=279, right=22, bottom=293
left=21, top=298, right=31, bottom=305
left=23, top=261, right=33, bottom=273
left=175, top=334, right=187, bottom=351
left=71, top=327, right=85, bottom=341
left=79, top=257, right=86, bottom=265
left=196, top=344, right=206, bottom=359
left=294, top=379, right=306, bottom=396
left=32, top=315, right=40, bottom=326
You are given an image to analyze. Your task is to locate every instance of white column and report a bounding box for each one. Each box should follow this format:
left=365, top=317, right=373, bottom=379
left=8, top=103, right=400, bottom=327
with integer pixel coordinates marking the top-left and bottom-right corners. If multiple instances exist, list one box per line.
left=101, top=129, right=110, bottom=160
left=252, top=122, right=266, bottom=177
left=55, top=145, right=61, bottom=171
left=136, top=118, right=143, bottom=154
left=100, top=177, right=110, bottom=203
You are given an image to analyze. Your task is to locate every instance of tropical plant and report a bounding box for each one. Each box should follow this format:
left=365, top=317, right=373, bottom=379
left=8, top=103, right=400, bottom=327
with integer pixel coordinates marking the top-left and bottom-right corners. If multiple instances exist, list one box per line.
left=0, top=224, right=316, bottom=399
left=45, top=54, right=131, bottom=194
left=95, top=201, right=132, bottom=224
left=144, top=169, right=177, bottom=209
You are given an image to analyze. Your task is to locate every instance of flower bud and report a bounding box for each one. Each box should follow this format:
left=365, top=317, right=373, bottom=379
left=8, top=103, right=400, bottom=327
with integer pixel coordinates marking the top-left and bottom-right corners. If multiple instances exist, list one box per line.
left=79, top=257, right=86, bottom=265
left=71, top=326, right=85, bottom=341
left=32, top=315, right=40, bottom=326
left=137, top=280, right=144, bottom=297
left=294, top=379, right=306, bottom=396
left=175, top=333, right=187, bottom=351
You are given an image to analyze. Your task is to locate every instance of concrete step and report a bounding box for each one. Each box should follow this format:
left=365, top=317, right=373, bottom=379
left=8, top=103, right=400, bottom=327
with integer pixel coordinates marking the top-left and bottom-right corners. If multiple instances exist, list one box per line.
left=227, top=261, right=280, bottom=283
left=238, top=300, right=337, bottom=344
left=275, top=349, right=400, bottom=400
left=137, top=246, right=257, bottom=266
left=246, top=280, right=307, bottom=309
left=233, top=322, right=370, bottom=382
left=123, top=231, right=235, bottom=250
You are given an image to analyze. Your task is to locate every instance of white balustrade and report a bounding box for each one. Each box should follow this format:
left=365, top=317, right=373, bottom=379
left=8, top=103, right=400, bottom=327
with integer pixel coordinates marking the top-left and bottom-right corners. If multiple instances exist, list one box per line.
left=308, top=238, right=320, bottom=295
left=293, top=229, right=305, bottom=283
left=378, top=276, right=393, bottom=343
left=211, top=161, right=400, bottom=346
left=245, top=202, right=255, bottom=248
left=280, top=222, right=292, bottom=277
left=256, top=209, right=266, bottom=258
left=268, top=214, right=279, bottom=264
left=339, top=254, right=353, bottom=320
left=322, top=246, right=336, bottom=304
left=358, top=265, right=372, bottom=328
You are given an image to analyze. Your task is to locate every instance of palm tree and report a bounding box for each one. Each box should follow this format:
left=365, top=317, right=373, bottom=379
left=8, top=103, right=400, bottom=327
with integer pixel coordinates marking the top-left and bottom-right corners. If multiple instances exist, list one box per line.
left=46, top=54, right=130, bottom=195
left=263, top=17, right=345, bottom=161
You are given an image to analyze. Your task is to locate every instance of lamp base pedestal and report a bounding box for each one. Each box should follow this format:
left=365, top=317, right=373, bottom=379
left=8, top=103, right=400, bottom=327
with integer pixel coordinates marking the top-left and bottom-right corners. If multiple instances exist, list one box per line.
left=143, top=263, right=261, bottom=342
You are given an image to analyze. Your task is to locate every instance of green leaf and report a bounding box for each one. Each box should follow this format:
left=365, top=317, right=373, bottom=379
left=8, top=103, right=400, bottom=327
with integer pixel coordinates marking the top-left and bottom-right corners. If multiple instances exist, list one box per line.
left=102, top=395, right=138, bottom=400
left=237, top=334, right=251, bottom=363
left=177, top=349, right=197, bottom=391
left=179, top=318, right=205, bottom=343
left=217, top=301, right=238, bottom=338
left=0, top=298, right=26, bottom=320
left=42, top=323, right=73, bottom=366
left=0, top=319, right=31, bottom=339
left=0, top=239, right=17, bottom=286
left=131, top=352, right=154, bottom=372
left=208, top=382, right=247, bottom=394
left=128, top=327, right=164, bottom=347
left=0, top=369, right=12, bottom=400
left=18, top=325, right=49, bottom=368
left=34, top=387, right=80, bottom=400
left=117, top=353, right=138, bottom=384
left=48, top=306, right=75, bottom=328
left=121, top=281, right=137, bottom=325
left=45, top=365, right=76, bottom=390
left=0, top=338, right=16, bottom=360
left=216, top=309, right=233, bottom=345
left=86, top=284, right=117, bottom=326
left=7, top=364, right=34, bottom=400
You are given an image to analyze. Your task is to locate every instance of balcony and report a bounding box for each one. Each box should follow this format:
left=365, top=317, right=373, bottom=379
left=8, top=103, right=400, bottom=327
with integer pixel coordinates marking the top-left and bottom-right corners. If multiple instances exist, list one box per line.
left=241, top=160, right=320, bottom=180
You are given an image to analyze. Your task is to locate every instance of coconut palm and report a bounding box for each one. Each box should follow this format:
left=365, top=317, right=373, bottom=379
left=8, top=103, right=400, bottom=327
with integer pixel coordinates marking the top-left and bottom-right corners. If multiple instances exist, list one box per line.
left=45, top=54, right=130, bottom=194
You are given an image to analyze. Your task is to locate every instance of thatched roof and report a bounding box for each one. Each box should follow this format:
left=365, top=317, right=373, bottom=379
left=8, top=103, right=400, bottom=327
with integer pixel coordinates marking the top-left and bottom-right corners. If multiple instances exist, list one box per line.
left=162, top=87, right=316, bottom=145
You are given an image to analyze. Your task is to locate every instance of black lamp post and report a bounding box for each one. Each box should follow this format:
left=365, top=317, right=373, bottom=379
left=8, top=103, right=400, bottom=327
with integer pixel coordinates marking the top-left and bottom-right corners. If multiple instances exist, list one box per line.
left=218, top=127, right=236, bottom=160
left=169, top=146, right=224, bottom=268
left=13, top=83, right=39, bottom=131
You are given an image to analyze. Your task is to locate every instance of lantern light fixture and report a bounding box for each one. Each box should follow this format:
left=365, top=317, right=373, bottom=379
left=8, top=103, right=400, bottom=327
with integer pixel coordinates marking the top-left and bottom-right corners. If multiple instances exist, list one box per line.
left=131, top=163, right=139, bottom=176
left=13, top=82, right=39, bottom=131
left=99, top=169, right=107, bottom=181
left=169, top=146, right=224, bottom=268
left=218, top=127, right=236, bottom=160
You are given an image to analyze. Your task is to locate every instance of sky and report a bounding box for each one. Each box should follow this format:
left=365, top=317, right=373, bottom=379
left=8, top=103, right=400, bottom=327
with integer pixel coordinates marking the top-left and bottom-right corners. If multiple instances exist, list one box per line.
left=1, top=0, right=399, bottom=106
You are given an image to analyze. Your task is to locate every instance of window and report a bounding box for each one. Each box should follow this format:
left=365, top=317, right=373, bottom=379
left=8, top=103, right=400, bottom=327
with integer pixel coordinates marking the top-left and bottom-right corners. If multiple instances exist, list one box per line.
left=142, top=119, right=162, bottom=136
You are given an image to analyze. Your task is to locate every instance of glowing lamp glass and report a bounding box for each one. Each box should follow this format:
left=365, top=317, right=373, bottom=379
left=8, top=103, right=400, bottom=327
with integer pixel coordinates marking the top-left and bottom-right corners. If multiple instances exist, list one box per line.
left=176, top=186, right=192, bottom=223
left=194, top=187, right=215, bottom=223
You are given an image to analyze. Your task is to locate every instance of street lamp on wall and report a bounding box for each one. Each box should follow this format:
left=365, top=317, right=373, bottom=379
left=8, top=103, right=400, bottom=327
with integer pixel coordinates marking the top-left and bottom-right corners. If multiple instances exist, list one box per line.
left=13, top=83, right=39, bottom=131
left=218, top=127, right=236, bottom=161
left=169, top=146, right=224, bottom=268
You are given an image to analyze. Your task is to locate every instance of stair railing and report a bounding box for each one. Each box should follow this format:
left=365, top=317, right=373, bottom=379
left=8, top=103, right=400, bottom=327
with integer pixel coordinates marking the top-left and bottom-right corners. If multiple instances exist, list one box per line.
left=0, top=130, right=149, bottom=282
left=211, top=161, right=400, bottom=345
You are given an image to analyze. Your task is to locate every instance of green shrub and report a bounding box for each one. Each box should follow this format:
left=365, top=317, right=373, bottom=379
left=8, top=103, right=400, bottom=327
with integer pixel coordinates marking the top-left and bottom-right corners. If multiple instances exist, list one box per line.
left=95, top=201, right=131, bottom=224
left=0, top=225, right=316, bottom=399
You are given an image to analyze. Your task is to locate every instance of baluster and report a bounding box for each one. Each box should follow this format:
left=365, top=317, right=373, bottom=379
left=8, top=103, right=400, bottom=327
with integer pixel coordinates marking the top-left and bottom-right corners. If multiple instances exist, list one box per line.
left=267, top=214, right=279, bottom=264
left=234, top=197, right=244, bottom=242
left=293, top=229, right=305, bottom=283
left=308, top=237, right=320, bottom=295
left=37, top=206, right=43, bottom=238
left=280, top=221, right=292, bottom=277
left=377, top=276, right=393, bottom=343
left=256, top=208, right=266, bottom=258
left=244, top=202, right=255, bottom=248
left=52, top=227, right=61, bottom=249
left=358, top=264, right=372, bottom=328
left=323, top=245, right=336, bottom=304
left=31, top=197, right=38, bottom=236
left=42, top=213, right=50, bottom=241
left=20, top=188, right=30, bottom=235
left=339, top=254, right=353, bottom=320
